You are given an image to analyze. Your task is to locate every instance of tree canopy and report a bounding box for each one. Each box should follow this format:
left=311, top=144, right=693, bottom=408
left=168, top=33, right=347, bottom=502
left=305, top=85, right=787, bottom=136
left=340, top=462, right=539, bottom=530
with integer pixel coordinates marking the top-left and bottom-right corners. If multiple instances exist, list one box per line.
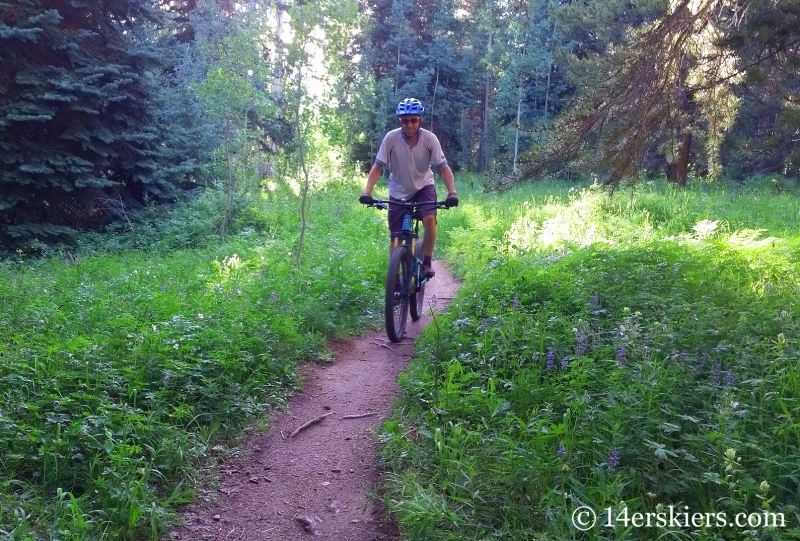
left=0, top=0, right=797, bottom=247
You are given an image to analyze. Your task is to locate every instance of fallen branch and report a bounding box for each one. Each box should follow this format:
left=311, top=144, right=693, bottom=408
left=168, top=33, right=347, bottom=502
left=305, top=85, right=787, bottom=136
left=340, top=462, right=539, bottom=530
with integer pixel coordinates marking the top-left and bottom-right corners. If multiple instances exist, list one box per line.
left=288, top=412, right=333, bottom=439
left=340, top=412, right=379, bottom=420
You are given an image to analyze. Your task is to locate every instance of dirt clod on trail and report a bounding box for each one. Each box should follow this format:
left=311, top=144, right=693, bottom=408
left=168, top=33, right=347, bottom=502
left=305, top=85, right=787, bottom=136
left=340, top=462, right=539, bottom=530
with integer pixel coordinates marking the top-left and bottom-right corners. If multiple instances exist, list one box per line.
left=171, top=260, right=459, bottom=541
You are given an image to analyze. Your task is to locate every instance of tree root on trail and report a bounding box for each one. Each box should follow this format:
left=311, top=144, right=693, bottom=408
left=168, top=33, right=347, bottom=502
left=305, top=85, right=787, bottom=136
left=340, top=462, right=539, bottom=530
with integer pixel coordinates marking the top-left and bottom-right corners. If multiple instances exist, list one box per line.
left=339, top=412, right=379, bottom=420
left=288, top=412, right=333, bottom=439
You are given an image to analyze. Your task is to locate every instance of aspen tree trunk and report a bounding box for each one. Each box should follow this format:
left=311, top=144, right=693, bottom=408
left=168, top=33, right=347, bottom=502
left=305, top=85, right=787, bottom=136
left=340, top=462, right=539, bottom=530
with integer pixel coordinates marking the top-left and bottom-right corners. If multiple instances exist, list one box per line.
left=295, top=67, right=310, bottom=267
left=543, top=62, right=552, bottom=119
left=430, top=62, right=439, bottom=133
left=395, top=48, right=400, bottom=95
left=272, top=1, right=284, bottom=98
left=478, top=31, right=492, bottom=172
left=513, top=85, right=522, bottom=173
left=221, top=116, right=233, bottom=242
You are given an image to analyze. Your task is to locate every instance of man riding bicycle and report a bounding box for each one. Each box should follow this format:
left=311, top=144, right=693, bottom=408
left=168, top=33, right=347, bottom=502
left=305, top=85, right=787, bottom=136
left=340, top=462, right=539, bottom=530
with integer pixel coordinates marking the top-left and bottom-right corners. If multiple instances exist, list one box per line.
left=359, top=98, right=458, bottom=279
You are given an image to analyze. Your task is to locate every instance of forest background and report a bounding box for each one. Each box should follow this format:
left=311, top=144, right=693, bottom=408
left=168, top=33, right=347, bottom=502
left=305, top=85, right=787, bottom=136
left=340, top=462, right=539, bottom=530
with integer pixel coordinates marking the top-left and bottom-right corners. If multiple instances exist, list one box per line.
left=1, top=0, right=798, bottom=250
left=2, top=1, right=800, bottom=540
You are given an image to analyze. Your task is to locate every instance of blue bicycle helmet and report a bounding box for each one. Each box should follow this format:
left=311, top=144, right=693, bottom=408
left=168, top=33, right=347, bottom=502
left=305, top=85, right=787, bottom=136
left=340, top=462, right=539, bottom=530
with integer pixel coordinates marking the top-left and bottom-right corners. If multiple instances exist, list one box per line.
left=396, top=98, right=424, bottom=116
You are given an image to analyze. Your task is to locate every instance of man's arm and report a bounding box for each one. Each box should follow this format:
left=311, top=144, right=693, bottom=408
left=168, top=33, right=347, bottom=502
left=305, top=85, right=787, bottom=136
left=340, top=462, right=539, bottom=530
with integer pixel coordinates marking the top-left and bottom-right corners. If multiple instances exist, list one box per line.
left=439, top=163, right=456, bottom=195
left=363, top=163, right=383, bottom=196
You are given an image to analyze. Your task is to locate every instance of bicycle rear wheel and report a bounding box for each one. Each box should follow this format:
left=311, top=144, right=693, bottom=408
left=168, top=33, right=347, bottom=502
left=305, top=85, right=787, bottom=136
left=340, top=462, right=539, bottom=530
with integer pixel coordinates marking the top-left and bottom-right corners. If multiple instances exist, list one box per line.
left=410, top=238, right=426, bottom=321
left=385, top=245, right=410, bottom=342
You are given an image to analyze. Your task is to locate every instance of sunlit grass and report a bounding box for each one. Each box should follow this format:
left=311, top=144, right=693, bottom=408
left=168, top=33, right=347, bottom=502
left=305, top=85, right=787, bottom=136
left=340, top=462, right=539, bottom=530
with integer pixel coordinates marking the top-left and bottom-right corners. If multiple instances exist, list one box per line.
left=382, top=178, right=800, bottom=541
left=0, top=182, right=389, bottom=540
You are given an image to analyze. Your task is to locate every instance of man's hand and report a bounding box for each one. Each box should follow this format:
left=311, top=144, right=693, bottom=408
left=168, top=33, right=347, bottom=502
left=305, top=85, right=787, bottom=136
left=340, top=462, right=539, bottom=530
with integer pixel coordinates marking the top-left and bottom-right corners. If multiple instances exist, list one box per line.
left=359, top=192, right=374, bottom=205
left=445, top=192, right=459, bottom=208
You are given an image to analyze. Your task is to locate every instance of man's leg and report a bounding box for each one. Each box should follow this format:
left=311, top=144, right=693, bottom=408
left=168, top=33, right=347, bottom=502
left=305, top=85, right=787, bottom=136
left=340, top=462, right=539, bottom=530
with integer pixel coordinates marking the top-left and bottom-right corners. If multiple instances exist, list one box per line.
left=422, top=214, right=437, bottom=258
left=413, top=185, right=438, bottom=278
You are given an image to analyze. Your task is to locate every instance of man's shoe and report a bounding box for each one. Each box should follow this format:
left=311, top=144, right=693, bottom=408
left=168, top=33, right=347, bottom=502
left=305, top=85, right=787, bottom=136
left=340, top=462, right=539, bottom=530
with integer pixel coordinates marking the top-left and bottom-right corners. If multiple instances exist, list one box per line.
left=421, top=262, right=435, bottom=279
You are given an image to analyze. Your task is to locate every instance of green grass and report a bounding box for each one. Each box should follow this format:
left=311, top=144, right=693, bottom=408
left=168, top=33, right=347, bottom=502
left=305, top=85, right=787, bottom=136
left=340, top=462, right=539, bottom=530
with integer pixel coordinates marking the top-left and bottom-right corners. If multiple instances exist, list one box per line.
left=0, top=179, right=392, bottom=540
left=381, top=179, right=800, bottom=540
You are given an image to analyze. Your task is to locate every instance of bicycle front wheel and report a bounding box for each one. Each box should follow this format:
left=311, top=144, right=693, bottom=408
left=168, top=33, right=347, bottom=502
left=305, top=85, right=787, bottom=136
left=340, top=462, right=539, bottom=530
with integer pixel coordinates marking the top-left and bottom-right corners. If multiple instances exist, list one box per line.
left=410, top=238, right=425, bottom=321
left=385, top=245, right=410, bottom=342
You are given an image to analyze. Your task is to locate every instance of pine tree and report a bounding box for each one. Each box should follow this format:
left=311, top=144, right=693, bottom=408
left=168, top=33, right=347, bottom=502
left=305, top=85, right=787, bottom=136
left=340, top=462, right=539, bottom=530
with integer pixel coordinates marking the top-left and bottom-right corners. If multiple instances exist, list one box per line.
left=519, top=0, right=799, bottom=184
left=0, top=0, right=191, bottom=246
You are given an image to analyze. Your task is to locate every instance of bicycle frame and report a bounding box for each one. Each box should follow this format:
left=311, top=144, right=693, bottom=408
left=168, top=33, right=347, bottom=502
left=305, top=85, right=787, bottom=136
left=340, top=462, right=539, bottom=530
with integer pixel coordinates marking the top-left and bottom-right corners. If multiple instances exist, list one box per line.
left=368, top=198, right=447, bottom=342
left=374, top=200, right=437, bottom=286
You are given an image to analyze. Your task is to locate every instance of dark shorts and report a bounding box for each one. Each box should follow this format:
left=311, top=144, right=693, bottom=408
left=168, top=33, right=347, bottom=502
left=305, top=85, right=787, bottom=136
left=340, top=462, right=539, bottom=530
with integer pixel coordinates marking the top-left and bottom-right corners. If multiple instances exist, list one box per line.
left=388, top=184, right=437, bottom=236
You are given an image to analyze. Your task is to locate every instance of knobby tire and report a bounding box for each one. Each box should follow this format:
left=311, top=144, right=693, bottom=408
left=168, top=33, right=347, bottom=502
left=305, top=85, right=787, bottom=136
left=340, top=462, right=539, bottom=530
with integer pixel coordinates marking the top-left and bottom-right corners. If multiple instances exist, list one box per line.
left=385, top=246, right=410, bottom=342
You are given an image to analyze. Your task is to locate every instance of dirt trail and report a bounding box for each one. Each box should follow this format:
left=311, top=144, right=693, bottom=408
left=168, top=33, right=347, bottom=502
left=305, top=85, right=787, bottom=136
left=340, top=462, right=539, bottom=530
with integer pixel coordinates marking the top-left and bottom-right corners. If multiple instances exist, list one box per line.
left=171, top=260, right=459, bottom=541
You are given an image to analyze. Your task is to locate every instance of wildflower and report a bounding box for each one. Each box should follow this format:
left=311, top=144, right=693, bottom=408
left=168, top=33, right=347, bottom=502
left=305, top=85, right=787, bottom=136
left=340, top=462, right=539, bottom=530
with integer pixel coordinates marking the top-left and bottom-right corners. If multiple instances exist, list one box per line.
left=561, top=356, right=570, bottom=370
left=616, top=344, right=627, bottom=367
left=724, top=370, right=735, bottom=387
left=697, top=352, right=708, bottom=371
left=575, top=331, right=587, bottom=356
left=173, top=343, right=179, bottom=350
left=589, top=293, right=600, bottom=311
left=512, top=296, right=519, bottom=310
left=546, top=348, right=556, bottom=371
left=162, top=373, right=171, bottom=385
left=712, top=362, right=722, bottom=386
left=608, top=447, right=620, bottom=473
left=557, top=442, right=567, bottom=457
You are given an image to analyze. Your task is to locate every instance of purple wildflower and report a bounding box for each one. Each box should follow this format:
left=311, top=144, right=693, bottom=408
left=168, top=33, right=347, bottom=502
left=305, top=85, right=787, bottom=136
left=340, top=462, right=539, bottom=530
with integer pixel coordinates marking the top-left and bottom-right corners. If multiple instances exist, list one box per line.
left=712, top=362, right=722, bottom=386
left=724, top=370, right=735, bottom=387
left=546, top=348, right=556, bottom=371
left=512, top=296, right=519, bottom=310
left=575, top=331, right=587, bottom=356
left=561, top=356, right=570, bottom=370
left=616, top=344, right=627, bottom=367
left=697, top=352, right=708, bottom=372
left=557, top=442, right=567, bottom=457
left=608, top=447, right=620, bottom=473
left=589, top=294, right=600, bottom=311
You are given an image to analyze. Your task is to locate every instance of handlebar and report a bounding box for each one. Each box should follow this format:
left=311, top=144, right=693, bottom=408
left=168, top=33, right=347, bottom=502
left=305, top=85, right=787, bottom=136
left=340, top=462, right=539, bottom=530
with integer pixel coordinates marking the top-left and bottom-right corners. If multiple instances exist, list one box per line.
left=364, top=199, right=451, bottom=211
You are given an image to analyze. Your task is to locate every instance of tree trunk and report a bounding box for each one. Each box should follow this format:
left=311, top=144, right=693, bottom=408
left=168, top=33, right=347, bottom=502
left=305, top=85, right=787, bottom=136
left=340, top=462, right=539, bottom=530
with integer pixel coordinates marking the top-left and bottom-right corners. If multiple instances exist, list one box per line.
left=675, top=132, right=692, bottom=186
left=295, top=67, right=309, bottom=267
left=543, top=62, right=552, bottom=119
left=221, top=116, right=234, bottom=242
left=395, top=48, right=400, bottom=95
left=430, top=62, right=439, bottom=133
left=478, top=32, right=492, bottom=172
left=513, top=84, right=522, bottom=174
left=272, top=1, right=284, bottom=99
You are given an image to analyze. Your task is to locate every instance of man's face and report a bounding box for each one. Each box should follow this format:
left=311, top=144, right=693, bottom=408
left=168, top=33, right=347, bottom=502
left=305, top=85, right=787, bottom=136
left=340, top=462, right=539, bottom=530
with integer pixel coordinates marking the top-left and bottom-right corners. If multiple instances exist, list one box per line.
left=399, top=115, right=421, bottom=138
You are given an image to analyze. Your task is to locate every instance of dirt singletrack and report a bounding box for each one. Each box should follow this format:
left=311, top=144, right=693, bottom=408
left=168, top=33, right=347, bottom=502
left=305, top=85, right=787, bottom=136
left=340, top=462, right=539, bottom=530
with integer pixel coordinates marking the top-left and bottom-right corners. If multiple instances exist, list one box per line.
left=170, top=260, right=460, bottom=541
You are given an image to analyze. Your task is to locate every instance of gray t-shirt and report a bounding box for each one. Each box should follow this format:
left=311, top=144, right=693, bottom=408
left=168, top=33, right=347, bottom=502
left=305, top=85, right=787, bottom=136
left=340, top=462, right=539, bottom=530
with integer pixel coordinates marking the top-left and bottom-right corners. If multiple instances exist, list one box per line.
left=375, top=128, right=447, bottom=200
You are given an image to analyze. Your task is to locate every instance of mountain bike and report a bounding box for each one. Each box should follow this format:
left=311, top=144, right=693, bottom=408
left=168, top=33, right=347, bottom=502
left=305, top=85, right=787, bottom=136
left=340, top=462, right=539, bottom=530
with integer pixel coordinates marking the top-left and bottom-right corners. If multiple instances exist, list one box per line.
left=364, top=199, right=449, bottom=342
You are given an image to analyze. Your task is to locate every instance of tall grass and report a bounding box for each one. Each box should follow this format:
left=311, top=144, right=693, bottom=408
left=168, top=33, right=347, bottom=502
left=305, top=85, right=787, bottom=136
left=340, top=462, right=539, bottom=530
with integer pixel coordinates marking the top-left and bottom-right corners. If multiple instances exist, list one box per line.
left=0, top=180, right=390, bottom=540
left=381, top=180, right=800, bottom=540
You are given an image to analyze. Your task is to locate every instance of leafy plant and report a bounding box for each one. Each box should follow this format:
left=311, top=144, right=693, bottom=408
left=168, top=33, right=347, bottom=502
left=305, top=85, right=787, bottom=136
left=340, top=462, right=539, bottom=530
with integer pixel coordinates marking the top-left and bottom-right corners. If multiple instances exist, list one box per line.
left=381, top=180, right=800, bottom=540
